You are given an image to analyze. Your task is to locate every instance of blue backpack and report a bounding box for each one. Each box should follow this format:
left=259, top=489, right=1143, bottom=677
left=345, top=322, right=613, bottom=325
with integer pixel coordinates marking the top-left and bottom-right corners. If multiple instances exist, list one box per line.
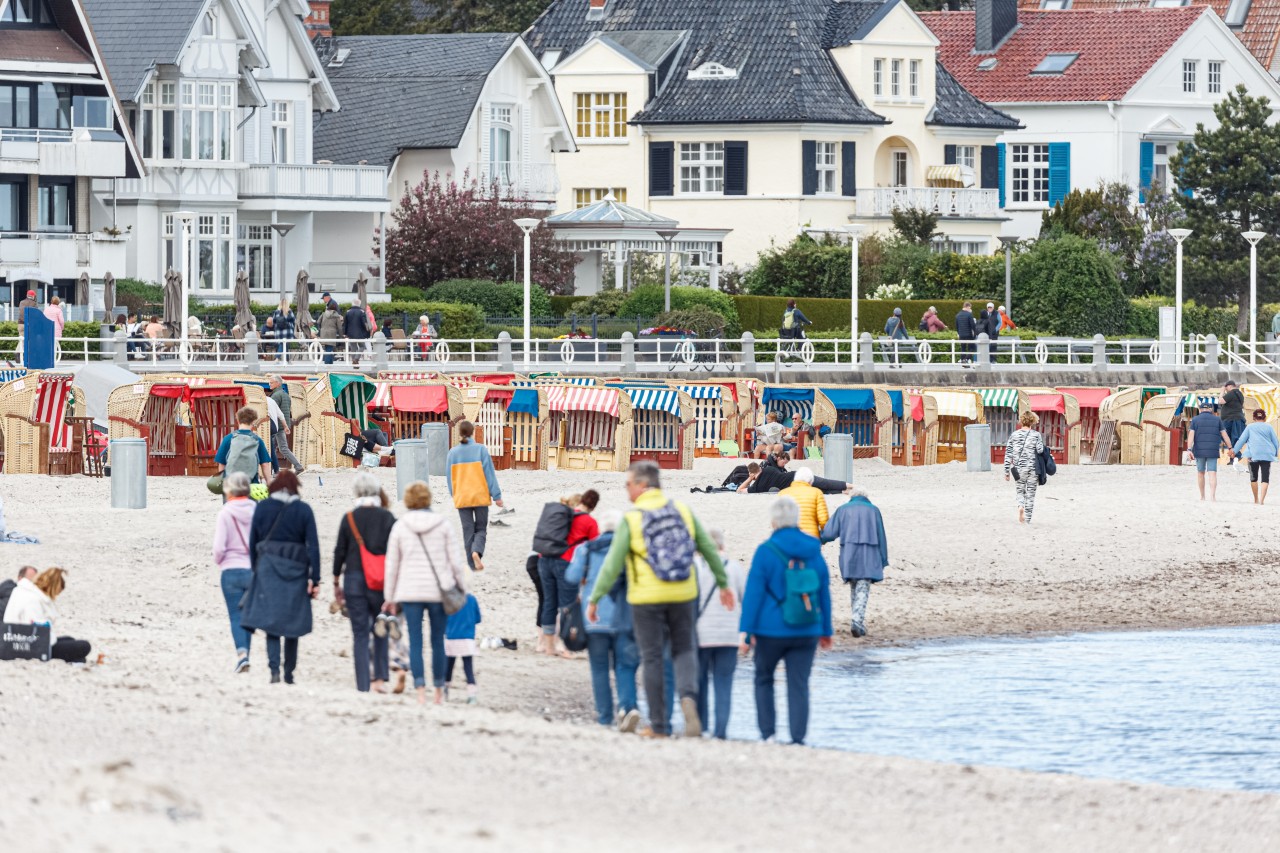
left=765, top=544, right=822, bottom=627
left=639, top=502, right=696, bottom=582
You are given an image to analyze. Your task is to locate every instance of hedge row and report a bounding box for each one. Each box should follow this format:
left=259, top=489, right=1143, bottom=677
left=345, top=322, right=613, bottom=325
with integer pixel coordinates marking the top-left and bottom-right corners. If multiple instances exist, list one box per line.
left=735, top=296, right=993, bottom=336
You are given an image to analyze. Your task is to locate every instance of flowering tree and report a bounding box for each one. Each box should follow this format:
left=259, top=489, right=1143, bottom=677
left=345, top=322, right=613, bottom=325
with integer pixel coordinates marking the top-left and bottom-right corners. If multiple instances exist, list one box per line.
left=376, top=171, right=577, bottom=293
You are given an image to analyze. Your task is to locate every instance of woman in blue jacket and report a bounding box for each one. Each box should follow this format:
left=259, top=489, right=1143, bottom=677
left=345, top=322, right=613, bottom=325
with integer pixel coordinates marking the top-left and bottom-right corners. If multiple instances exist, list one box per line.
left=739, top=496, right=833, bottom=745
left=1233, top=408, right=1279, bottom=505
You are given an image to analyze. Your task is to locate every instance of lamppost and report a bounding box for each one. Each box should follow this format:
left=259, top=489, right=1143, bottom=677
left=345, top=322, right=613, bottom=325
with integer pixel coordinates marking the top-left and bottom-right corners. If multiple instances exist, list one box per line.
left=844, top=224, right=866, bottom=355
left=269, top=222, right=295, bottom=299
left=1243, top=230, right=1266, bottom=363
left=998, top=236, right=1017, bottom=315
left=513, top=217, right=540, bottom=366
left=1168, top=228, right=1192, bottom=364
left=175, top=210, right=195, bottom=356
left=656, top=228, right=680, bottom=312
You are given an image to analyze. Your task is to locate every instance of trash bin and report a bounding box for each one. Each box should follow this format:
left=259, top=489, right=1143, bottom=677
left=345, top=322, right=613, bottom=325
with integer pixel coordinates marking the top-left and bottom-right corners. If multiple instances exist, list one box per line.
left=965, top=424, right=991, bottom=472
left=823, top=433, right=854, bottom=483
left=394, top=439, right=429, bottom=499
left=421, top=422, right=449, bottom=477
left=109, top=437, right=147, bottom=509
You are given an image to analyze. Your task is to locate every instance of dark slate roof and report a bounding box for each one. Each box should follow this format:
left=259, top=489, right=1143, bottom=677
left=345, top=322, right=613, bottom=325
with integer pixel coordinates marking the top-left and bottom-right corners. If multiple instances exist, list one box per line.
left=604, top=30, right=686, bottom=69
left=822, top=0, right=896, bottom=46
left=927, top=64, right=1021, bottom=130
left=312, top=33, right=518, bottom=167
left=528, top=0, right=887, bottom=125
left=82, top=0, right=207, bottom=102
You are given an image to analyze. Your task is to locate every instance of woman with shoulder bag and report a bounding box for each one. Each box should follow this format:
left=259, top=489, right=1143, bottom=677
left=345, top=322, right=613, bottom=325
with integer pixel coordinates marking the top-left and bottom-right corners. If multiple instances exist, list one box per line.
left=333, top=472, right=397, bottom=693
left=383, top=480, right=469, bottom=705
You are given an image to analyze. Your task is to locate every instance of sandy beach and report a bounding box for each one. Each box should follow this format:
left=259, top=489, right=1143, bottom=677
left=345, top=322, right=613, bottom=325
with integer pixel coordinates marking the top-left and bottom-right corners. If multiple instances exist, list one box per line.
left=2, top=458, right=1279, bottom=851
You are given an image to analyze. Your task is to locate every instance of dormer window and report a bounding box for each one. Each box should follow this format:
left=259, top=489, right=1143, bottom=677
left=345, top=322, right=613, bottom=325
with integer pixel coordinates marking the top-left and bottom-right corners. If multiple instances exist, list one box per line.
left=541, top=49, right=563, bottom=70
left=1150, top=0, right=1188, bottom=7
left=328, top=48, right=351, bottom=68
left=1041, top=0, right=1071, bottom=8
left=1031, top=53, right=1079, bottom=75
left=978, top=57, right=999, bottom=71
left=587, top=0, right=607, bottom=21
left=688, top=62, right=738, bottom=80
left=0, top=0, right=55, bottom=26
left=1225, top=0, right=1251, bottom=27
left=201, top=9, right=216, bottom=37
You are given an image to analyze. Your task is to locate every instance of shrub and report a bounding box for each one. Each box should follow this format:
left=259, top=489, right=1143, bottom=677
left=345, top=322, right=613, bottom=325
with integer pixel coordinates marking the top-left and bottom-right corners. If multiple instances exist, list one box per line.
left=388, top=285, right=423, bottom=301
left=616, top=285, right=740, bottom=334
left=568, top=288, right=630, bottom=317
left=113, top=278, right=164, bottom=316
left=743, top=234, right=852, bottom=298
left=733, top=296, right=992, bottom=336
left=423, top=279, right=553, bottom=319
left=655, top=306, right=729, bottom=337
left=1012, top=235, right=1128, bottom=336
left=869, top=281, right=914, bottom=301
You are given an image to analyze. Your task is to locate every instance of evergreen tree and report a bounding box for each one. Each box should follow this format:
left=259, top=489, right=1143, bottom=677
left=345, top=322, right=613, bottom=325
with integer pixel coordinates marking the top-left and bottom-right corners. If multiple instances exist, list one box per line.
left=331, top=0, right=416, bottom=36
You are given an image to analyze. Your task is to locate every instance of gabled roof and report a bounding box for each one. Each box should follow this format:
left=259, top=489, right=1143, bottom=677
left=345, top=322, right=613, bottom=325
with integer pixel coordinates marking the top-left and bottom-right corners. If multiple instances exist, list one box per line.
left=312, top=33, right=520, bottom=167
left=822, top=0, right=902, bottom=46
left=1017, top=0, right=1280, bottom=76
left=928, top=64, right=1022, bottom=129
left=80, top=0, right=208, bottom=102
left=546, top=194, right=678, bottom=227
left=920, top=7, right=1205, bottom=103
left=0, top=27, right=92, bottom=64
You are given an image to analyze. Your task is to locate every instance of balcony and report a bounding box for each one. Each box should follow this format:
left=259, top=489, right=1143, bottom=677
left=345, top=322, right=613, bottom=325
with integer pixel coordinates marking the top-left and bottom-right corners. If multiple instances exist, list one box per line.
left=467, top=161, right=560, bottom=200
left=0, top=127, right=128, bottom=177
left=239, top=163, right=388, bottom=205
left=857, top=186, right=1001, bottom=218
left=0, top=231, right=127, bottom=278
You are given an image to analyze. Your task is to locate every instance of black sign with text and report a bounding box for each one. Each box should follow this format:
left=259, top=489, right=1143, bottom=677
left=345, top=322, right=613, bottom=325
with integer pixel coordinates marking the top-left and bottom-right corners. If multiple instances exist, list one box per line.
left=0, top=622, right=52, bottom=661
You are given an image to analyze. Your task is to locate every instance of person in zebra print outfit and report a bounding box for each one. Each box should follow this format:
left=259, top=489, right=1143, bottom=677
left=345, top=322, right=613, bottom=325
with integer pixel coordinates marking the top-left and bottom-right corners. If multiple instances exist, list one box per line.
left=1004, top=411, right=1046, bottom=524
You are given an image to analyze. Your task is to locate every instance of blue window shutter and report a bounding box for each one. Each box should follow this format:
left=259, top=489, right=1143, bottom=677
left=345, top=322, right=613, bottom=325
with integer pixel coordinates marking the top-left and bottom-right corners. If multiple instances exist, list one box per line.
left=841, top=141, right=856, bottom=196
left=1048, top=142, right=1071, bottom=207
left=996, top=142, right=1006, bottom=208
left=801, top=140, right=817, bottom=196
left=1138, top=141, right=1154, bottom=204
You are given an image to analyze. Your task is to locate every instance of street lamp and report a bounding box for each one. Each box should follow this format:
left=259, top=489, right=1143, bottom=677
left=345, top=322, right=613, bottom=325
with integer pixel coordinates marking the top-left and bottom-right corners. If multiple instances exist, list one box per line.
left=513, top=217, right=540, bottom=366
left=1243, top=230, right=1266, bottom=363
left=844, top=224, right=866, bottom=355
left=997, top=236, right=1018, bottom=315
left=655, top=228, right=680, bottom=312
left=269, top=222, right=295, bottom=298
left=1168, top=228, right=1192, bottom=364
left=175, top=210, right=195, bottom=356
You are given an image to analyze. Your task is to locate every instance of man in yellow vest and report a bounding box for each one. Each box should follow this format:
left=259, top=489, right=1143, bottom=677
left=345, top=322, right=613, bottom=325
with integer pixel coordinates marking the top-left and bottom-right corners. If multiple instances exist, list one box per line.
left=589, top=461, right=732, bottom=739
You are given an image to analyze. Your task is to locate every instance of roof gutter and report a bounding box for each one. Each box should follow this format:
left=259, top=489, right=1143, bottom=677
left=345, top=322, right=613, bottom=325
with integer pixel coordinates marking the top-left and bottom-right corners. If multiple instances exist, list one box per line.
left=1107, top=101, right=1120, bottom=192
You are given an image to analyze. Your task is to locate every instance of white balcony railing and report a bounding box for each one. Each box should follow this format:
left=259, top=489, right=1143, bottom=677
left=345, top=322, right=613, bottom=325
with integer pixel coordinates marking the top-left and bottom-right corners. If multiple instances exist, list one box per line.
left=239, top=163, right=387, bottom=201
left=0, top=231, right=127, bottom=276
left=857, top=187, right=1001, bottom=218
left=467, top=161, right=559, bottom=198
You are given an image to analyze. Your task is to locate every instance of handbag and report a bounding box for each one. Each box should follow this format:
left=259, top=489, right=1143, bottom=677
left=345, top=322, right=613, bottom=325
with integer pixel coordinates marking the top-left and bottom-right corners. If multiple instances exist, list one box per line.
left=347, top=511, right=385, bottom=591
left=558, top=598, right=588, bottom=652
left=415, top=530, right=467, bottom=615
left=339, top=432, right=362, bottom=459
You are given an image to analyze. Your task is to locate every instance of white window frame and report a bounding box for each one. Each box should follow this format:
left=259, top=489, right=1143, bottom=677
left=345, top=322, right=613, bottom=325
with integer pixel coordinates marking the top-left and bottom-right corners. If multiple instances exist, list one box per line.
left=1208, top=60, right=1222, bottom=94
left=1154, top=143, right=1170, bottom=190
left=489, top=103, right=514, bottom=183
left=271, top=100, right=291, bottom=164
left=873, top=59, right=883, bottom=97
left=1010, top=143, right=1050, bottom=205
left=909, top=59, right=921, bottom=98
left=890, top=59, right=901, bottom=98
left=956, top=145, right=976, bottom=170
left=679, top=142, right=724, bottom=194
left=891, top=148, right=908, bottom=187
left=237, top=224, right=274, bottom=290
left=816, top=141, right=837, bottom=194
left=1183, top=60, right=1197, bottom=94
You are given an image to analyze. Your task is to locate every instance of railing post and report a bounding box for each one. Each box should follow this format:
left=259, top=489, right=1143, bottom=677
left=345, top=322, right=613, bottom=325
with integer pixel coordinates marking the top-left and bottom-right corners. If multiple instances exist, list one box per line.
left=620, top=331, right=636, bottom=375
left=112, top=328, right=127, bottom=366
left=373, top=331, right=389, bottom=372
left=1091, top=334, right=1107, bottom=375
left=976, top=333, right=992, bottom=372
left=244, top=330, right=261, bottom=373
left=1204, top=333, right=1221, bottom=368
left=497, top=331, right=514, bottom=371
left=858, top=332, right=874, bottom=367
left=740, top=331, right=756, bottom=372
left=591, top=313, right=599, bottom=339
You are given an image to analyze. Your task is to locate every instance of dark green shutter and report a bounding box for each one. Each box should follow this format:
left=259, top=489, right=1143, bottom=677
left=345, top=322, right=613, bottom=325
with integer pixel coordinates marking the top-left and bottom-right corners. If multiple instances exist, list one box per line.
left=724, top=141, right=748, bottom=195
left=801, top=140, right=817, bottom=196
left=841, top=141, right=856, bottom=196
left=944, top=145, right=957, bottom=165
left=649, top=141, right=673, bottom=197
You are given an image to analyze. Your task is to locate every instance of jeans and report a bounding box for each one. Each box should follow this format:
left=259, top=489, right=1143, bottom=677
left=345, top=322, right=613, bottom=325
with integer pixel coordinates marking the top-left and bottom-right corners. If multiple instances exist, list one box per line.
left=265, top=635, right=298, bottom=678
left=344, top=569, right=388, bottom=692
left=323, top=344, right=335, bottom=365
left=458, top=506, right=489, bottom=569
left=219, top=568, right=254, bottom=654
left=631, top=600, right=698, bottom=736
left=402, top=601, right=447, bottom=688
left=537, top=556, right=576, bottom=634
left=698, top=646, right=739, bottom=739
left=269, top=421, right=280, bottom=474
left=585, top=631, right=639, bottom=725
left=753, top=635, right=819, bottom=744
left=445, top=655, right=476, bottom=685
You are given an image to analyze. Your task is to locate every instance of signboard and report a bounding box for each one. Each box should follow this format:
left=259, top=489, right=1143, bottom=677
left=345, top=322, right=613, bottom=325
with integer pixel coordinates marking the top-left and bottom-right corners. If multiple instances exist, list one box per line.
left=0, top=622, right=52, bottom=661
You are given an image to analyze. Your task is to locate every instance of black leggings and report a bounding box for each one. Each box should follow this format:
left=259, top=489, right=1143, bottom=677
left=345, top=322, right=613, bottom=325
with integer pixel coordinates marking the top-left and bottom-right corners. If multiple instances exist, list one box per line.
left=53, top=636, right=91, bottom=663
left=446, top=655, right=476, bottom=684
left=1250, top=460, right=1272, bottom=483
left=526, top=553, right=544, bottom=628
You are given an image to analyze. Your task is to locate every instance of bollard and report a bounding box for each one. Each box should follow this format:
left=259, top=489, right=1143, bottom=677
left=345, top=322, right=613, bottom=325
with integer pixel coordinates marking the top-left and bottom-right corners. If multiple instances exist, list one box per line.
left=497, top=331, right=514, bottom=372
left=975, top=333, right=991, bottom=371
left=394, top=439, right=430, bottom=499
left=421, top=422, right=450, bottom=476
left=858, top=332, right=875, bottom=367
left=1091, top=334, right=1107, bottom=374
left=372, top=331, right=390, bottom=372
left=823, top=433, right=854, bottom=483
left=112, top=329, right=127, bottom=366
left=109, top=438, right=147, bottom=509
left=244, top=330, right=261, bottom=373
left=740, top=332, right=756, bottom=372
left=620, top=331, right=637, bottom=374
left=964, top=424, right=992, bottom=472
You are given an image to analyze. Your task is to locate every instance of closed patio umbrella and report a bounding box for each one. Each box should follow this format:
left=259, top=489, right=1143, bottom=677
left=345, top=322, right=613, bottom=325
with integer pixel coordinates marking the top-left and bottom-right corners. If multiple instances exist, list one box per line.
left=75, top=271, right=89, bottom=309
left=295, top=269, right=313, bottom=338
left=102, top=271, right=115, bottom=319
left=233, top=269, right=253, bottom=332
left=355, top=270, right=368, bottom=310
left=162, top=269, right=182, bottom=325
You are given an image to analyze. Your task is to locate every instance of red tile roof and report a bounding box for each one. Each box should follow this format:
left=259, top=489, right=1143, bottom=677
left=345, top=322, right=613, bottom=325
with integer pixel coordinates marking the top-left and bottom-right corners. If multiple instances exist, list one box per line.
left=0, top=28, right=92, bottom=64
left=920, top=7, right=1205, bottom=103
left=1017, top=0, right=1280, bottom=72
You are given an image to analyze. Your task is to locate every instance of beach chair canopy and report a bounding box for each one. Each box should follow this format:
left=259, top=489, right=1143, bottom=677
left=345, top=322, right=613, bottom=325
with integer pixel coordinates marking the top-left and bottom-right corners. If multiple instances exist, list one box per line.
left=1058, top=387, right=1111, bottom=408
left=507, top=389, right=540, bottom=416
left=910, top=394, right=925, bottom=422
left=74, top=363, right=140, bottom=425
left=0, top=368, right=28, bottom=383
left=471, top=373, right=517, bottom=385
left=679, top=384, right=722, bottom=400
left=762, top=386, right=814, bottom=425
left=820, top=388, right=875, bottom=411
left=931, top=391, right=981, bottom=420
left=979, top=388, right=1019, bottom=410
left=1029, top=393, right=1066, bottom=415
left=548, top=386, right=619, bottom=417
left=33, top=373, right=74, bottom=449
left=623, top=387, right=680, bottom=416
left=329, top=373, right=375, bottom=427
left=886, top=390, right=904, bottom=420
left=390, top=385, right=450, bottom=414
left=482, top=387, right=514, bottom=405
left=1174, top=393, right=1217, bottom=417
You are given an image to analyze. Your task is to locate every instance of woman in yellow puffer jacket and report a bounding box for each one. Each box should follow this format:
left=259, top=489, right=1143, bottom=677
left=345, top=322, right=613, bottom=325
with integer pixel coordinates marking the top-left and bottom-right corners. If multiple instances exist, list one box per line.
left=778, top=467, right=829, bottom=538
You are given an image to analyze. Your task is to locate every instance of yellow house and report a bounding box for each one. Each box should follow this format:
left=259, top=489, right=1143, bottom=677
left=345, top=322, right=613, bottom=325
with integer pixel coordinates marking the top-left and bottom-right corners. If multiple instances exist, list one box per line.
left=527, top=0, right=1021, bottom=275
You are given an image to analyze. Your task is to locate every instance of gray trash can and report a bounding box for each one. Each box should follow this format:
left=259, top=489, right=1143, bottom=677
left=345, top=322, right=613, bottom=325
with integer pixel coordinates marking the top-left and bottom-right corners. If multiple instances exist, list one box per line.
left=109, top=437, right=147, bottom=509
left=823, top=433, right=854, bottom=484
left=421, top=422, right=450, bottom=477
left=965, top=424, right=992, bottom=472
left=394, top=439, right=430, bottom=499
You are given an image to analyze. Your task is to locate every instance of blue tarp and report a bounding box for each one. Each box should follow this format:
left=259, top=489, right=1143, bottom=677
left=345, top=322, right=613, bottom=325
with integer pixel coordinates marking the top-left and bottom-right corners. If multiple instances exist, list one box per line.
left=821, top=388, right=875, bottom=412
left=761, top=386, right=814, bottom=405
left=507, top=389, right=540, bottom=416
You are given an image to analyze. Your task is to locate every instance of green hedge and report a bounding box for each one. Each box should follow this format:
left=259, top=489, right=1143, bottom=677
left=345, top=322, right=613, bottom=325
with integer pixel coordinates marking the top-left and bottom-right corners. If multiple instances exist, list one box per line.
left=616, top=286, right=741, bottom=335
left=423, top=279, right=553, bottom=318
left=550, top=295, right=578, bottom=316
left=0, top=320, right=106, bottom=359
left=734, top=296, right=993, bottom=335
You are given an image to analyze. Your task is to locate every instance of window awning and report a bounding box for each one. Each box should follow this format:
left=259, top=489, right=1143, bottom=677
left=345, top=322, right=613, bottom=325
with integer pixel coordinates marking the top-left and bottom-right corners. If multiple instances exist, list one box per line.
left=820, top=388, right=875, bottom=412
left=979, top=388, right=1019, bottom=409
left=391, top=384, right=449, bottom=414
left=627, top=387, right=680, bottom=415
left=931, top=391, right=981, bottom=420
left=1029, top=393, right=1066, bottom=415
left=507, top=389, right=540, bottom=417
left=1057, top=387, right=1111, bottom=409
left=548, top=386, right=619, bottom=417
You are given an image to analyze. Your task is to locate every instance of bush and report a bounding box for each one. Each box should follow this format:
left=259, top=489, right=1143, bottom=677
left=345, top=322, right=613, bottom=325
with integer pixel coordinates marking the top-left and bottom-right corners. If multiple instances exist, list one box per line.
left=743, top=234, right=852, bottom=298
left=568, top=289, right=630, bottom=318
left=733, top=296, right=992, bottom=336
left=549, top=295, right=577, bottom=316
left=423, top=279, right=552, bottom=318
left=616, top=285, right=740, bottom=334
left=1125, top=295, right=1244, bottom=339
left=655, top=306, right=729, bottom=337
left=1012, top=235, right=1127, bottom=336
left=388, top=285, right=423, bottom=301
left=113, top=278, right=164, bottom=317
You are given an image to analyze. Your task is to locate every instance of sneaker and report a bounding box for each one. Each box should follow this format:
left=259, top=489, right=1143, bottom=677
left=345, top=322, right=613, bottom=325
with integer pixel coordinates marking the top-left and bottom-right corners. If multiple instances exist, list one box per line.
left=618, top=709, right=641, bottom=734
left=637, top=727, right=667, bottom=739
left=680, top=696, right=702, bottom=739
left=387, top=617, right=402, bottom=641
left=373, top=614, right=389, bottom=638
left=850, top=621, right=867, bottom=638
left=270, top=671, right=281, bottom=684
left=235, top=655, right=250, bottom=674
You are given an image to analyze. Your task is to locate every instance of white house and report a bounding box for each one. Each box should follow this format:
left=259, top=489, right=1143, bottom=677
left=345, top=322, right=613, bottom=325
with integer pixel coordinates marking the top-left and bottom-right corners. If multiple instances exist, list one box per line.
left=81, top=0, right=389, bottom=302
left=0, top=0, right=142, bottom=311
left=923, top=0, right=1280, bottom=237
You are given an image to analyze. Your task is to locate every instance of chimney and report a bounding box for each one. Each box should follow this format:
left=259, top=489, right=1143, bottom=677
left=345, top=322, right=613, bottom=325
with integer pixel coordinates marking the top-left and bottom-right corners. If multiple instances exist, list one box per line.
left=975, top=0, right=1017, bottom=53
left=587, top=0, right=607, bottom=20
left=306, top=1, right=332, bottom=40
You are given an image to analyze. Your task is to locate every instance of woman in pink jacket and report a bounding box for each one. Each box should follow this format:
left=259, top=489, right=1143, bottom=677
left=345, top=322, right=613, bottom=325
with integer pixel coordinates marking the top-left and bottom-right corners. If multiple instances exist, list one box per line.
left=212, top=471, right=257, bottom=674
left=43, top=295, right=65, bottom=340
left=383, top=480, right=469, bottom=705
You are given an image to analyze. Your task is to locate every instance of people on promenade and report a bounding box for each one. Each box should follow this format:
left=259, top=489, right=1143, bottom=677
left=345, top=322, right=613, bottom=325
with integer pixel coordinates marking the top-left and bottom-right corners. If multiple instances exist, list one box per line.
left=536, top=491, right=599, bottom=656
left=382, top=481, right=470, bottom=705
left=3, top=567, right=92, bottom=663
left=955, top=301, right=976, bottom=364
left=444, top=593, right=482, bottom=703
left=1004, top=411, right=1046, bottom=523
left=998, top=305, right=1017, bottom=331
left=696, top=527, right=747, bottom=739
left=271, top=299, right=295, bottom=359
left=1233, top=408, right=1279, bottom=505
left=446, top=420, right=503, bottom=571
left=1188, top=404, right=1231, bottom=502
left=983, top=301, right=1000, bottom=359
left=821, top=487, right=889, bottom=638
left=920, top=307, right=947, bottom=333
left=43, top=296, right=65, bottom=341
left=739, top=497, right=832, bottom=745
left=243, top=471, right=321, bottom=684
left=566, top=510, right=639, bottom=731
left=884, top=307, right=908, bottom=367
left=778, top=467, right=829, bottom=538
left=212, top=472, right=257, bottom=673
left=1219, top=382, right=1247, bottom=469
left=344, top=297, right=371, bottom=360
left=332, top=473, right=395, bottom=693
left=412, top=314, right=435, bottom=359
left=782, top=299, right=812, bottom=338
left=318, top=299, right=343, bottom=365
left=17, top=289, right=37, bottom=329
left=587, top=462, right=732, bottom=739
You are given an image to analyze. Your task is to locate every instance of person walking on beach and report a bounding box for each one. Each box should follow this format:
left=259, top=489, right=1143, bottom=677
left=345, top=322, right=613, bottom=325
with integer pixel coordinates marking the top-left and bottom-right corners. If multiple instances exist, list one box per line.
left=242, top=471, right=321, bottom=684
left=535, top=491, right=599, bottom=657
left=446, top=420, right=503, bottom=572
left=1188, top=404, right=1231, bottom=502
left=216, top=407, right=272, bottom=487
left=1232, top=409, right=1279, bottom=505
left=820, top=487, right=889, bottom=638
left=212, top=472, right=257, bottom=673
left=956, top=301, right=976, bottom=364
left=566, top=510, right=640, bottom=732
left=332, top=473, right=395, bottom=693
left=587, top=462, right=732, bottom=739
left=268, top=376, right=303, bottom=473
left=382, top=481, right=470, bottom=705
left=444, top=593, right=482, bottom=703
left=1219, top=382, right=1247, bottom=469
left=1004, top=411, right=1046, bottom=524
left=696, top=528, right=747, bottom=740
left=778, top=467, right=829, bottom=538
left=739, top=497, right=832, bottom=745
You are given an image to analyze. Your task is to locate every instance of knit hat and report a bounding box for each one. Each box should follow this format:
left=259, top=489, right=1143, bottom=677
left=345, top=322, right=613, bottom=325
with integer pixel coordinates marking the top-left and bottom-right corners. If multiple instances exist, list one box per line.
left=26, top=290, right=34, bottom=297
left=893, top=307, right=902, bottom=316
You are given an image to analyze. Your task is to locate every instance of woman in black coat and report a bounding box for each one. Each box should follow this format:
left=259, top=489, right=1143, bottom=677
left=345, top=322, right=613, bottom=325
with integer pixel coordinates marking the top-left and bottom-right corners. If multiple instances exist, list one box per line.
left=333, top=472, right=397, bottom=692
left=244, top=471, right=321, bottom=684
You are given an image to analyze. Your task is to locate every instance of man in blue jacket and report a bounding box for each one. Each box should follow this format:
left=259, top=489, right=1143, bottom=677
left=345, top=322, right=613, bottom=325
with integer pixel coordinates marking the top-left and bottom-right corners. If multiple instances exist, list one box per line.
left=955, top=301, right=976, bottom=364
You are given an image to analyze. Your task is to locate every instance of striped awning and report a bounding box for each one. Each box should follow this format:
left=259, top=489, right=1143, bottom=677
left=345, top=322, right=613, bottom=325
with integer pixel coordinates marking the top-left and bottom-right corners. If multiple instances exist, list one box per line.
left=628, top=388, right=680, bottom=415
left=679, top=384, right=722, bottom=400
left=979, top=388, right=1019, bottom=409
left=548, top=386, right=619, bottom=417
left=0, top=368, right=29, bottom=383
left=381, top=371, right=437, bottom=381
left=370, top=382, right=391, bottom=407
left=1175, top=393, right=1218, bottom=417
left=932, top=391, right=981, bottom=420
left=33, top=374, right=72, bottom=450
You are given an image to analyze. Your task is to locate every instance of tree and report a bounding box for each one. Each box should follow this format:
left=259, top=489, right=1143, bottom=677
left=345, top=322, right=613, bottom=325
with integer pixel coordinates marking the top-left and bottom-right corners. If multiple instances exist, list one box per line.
left=331, top=0, right=416, bottom=35
left=1012, top=234, right=1128, bottom=336
left=378, top=172, right=577, bottom=293
left=890, top=207, right=940, bottom=244
left=1171, top=85, right=1280, bottom=331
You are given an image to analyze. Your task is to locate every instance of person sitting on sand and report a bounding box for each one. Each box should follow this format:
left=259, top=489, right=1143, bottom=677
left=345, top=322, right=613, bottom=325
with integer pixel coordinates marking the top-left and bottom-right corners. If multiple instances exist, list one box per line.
left=0, top=565, right=37, bottom=616
left=3, top=567, right=92, bottom=663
